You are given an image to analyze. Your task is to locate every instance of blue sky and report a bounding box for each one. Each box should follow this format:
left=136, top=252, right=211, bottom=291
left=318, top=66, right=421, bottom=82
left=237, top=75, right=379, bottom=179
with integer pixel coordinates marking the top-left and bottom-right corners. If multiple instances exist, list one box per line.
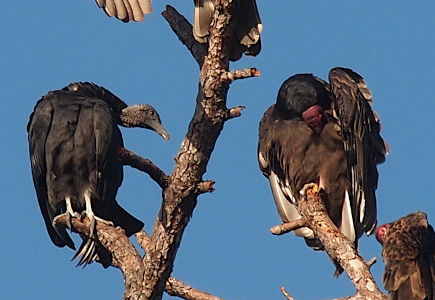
left=1, top=1, right=434, bottom=299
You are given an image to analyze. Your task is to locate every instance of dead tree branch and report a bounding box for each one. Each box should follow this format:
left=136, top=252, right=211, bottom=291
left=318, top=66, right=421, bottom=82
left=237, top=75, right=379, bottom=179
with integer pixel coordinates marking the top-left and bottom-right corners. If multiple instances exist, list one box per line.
left=139, top=3, right=256, bottom=299
left=162, top=5, right=207, bottom=66
left=281, top=186, right=387, bottom=300
left=119, top=147, right=169, bottom=190
left=270, top=218, right=308, bottom=235
left=54, top=217, right=226, bottom=300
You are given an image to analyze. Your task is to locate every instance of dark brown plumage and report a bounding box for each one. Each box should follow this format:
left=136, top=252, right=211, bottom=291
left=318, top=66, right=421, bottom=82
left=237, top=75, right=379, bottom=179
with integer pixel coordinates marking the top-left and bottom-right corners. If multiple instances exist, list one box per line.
left=258, top=67, right=388, bottom=250
left=376, top=212, right=435, bottom=300
left=28, top=82, right=169, bottom=267
left=193, top=0, right=262, bottom=61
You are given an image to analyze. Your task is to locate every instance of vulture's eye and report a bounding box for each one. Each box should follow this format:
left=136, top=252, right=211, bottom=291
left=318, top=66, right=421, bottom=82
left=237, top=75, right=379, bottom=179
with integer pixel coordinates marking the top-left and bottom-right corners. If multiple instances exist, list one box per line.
left=148, top=110, right=155, bottom=116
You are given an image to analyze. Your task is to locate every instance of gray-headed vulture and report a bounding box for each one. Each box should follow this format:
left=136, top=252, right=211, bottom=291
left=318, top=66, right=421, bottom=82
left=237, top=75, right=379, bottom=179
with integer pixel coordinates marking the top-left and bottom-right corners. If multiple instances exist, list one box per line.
left=258, top=67, right=388, bottom=250
left=376, top=212, right=435, bottom=300
left=193, top=0, right=262, bottom=61
left=94, top=0, right=152, bottom=22
left=28, top=82, right=169, bottom=267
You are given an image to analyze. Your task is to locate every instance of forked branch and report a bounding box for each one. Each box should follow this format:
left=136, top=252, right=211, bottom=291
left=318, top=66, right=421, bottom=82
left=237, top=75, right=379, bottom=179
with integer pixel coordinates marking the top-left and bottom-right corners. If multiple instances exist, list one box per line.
left=54, top=216, right=226, bottom=300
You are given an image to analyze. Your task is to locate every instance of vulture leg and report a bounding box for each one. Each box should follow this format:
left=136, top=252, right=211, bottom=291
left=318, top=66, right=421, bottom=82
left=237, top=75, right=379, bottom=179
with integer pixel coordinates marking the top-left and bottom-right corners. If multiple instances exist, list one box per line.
left=52, top=196, right=81, bottom=230
left=82, top=191, right=113, bottom=240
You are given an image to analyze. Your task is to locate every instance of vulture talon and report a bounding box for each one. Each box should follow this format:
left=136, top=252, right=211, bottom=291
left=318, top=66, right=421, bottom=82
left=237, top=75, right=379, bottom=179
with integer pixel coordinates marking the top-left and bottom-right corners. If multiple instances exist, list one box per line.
left=300, top=183, right=318, bottom=199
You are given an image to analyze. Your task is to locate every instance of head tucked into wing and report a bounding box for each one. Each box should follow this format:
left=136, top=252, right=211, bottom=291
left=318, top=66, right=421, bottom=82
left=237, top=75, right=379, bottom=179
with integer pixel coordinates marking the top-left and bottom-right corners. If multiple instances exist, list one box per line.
left=258, top=67, right=388, bottom=253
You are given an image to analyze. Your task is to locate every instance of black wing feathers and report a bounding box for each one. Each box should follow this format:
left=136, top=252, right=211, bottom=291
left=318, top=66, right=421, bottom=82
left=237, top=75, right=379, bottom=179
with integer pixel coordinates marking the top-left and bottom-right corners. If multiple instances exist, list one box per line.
left=28, top=98, right=76, bottom=249
left=329, top=67, right=388, bottom=237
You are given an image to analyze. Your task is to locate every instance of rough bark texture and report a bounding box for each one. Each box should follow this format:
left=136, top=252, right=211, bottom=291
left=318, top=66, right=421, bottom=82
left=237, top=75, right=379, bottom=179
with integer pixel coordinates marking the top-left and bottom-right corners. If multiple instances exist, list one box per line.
left=50, top=2, right=389, bottom=300
left=275, top=186, right=388, bottom=300
left=54, top=217, right=225, bottom=300
left=142, top=2, right=236, bottom=299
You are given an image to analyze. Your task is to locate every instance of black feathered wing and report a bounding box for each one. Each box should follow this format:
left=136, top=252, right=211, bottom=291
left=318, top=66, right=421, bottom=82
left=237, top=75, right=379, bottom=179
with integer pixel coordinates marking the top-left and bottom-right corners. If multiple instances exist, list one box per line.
left=329, top=67, right=388, bottom=239
left=381, top=212, right=435, bottom=300
left=27, top=98, right=75, bottom=249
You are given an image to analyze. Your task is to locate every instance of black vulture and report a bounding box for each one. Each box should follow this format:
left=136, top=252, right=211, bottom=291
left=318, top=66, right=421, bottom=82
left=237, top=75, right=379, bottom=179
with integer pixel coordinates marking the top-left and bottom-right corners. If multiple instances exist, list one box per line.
left=193, top=0, right=262, bottom=61
left=27, top=82, right=169, bottom=267
left=376, top=212, right=435, bottom=300
left=94, top=0, right=152, bottom=22
left=258, top=67, right=388, bottom=251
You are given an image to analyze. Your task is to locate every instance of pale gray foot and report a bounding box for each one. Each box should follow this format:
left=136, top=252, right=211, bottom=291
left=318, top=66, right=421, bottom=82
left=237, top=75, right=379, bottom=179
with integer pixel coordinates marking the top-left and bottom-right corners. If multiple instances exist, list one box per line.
left=53, top=196, right=80, bottom=229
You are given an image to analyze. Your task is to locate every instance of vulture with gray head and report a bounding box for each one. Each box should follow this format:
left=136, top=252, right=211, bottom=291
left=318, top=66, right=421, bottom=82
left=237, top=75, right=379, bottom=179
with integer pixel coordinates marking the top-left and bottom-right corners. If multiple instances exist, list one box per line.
left=94, top=0, right=152, bottom=22
left=376, top=212, right=435, bottom=300
left=193, top=0, right=262, bottom=61
left=258, top=67, right=388, bottom=251
left=28, top=82, right=169, bottom=267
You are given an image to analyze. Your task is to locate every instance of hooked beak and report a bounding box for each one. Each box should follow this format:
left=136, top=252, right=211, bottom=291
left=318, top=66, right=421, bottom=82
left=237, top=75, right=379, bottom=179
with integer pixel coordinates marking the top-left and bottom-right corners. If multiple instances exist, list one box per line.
left=151, top=122, right=170, bottom=141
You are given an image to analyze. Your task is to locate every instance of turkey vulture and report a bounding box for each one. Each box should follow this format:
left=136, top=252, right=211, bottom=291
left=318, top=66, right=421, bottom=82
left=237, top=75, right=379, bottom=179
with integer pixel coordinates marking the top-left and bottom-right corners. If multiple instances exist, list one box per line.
left=193, top=0, right=262, bottom=61
left=258, top=67, right=388, bottom=250
left=94, top=0, right=152, bottom=22
left=28, top=82, right=169, bottom=267
left=376, top=212, right=435, bottom=300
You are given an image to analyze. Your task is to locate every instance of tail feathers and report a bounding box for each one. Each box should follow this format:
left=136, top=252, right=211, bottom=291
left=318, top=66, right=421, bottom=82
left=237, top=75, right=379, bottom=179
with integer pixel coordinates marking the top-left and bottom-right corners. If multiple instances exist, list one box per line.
left=72, top=236, right=112, bottom=268
left=193, top=0, right=261, bottom=61
left=95, top=0, right=152, bottom=22
left=45, top=202, right=75, bottom=249
left=193, top=0, right=214, bottom=42
left=339, top=191, right=356, bottom=245
left=269, top=172, right=315, bottom=239
left=50, top=224, right=76, bottom=250
left=105, top=201, right=144, bottom=236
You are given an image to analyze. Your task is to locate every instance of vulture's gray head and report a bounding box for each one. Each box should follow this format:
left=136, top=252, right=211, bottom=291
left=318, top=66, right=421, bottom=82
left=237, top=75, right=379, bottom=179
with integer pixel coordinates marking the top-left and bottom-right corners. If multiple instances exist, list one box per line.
left=64, top=82, right=170, bottom=141
left=119, top=104, right=170, bottom=141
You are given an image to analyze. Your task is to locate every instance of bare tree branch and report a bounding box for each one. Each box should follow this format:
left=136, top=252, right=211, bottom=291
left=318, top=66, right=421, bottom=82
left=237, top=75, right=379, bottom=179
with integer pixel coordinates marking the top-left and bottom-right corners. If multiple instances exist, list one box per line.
left=226, top=106, right=245, bottom=120
left=135, top=229, right=151, bottom=252
left=54, top=217, right=227, bottom=300
left=288, top=185, right=387, bottom=300
left=119, top=147, right=169, bottom=190
left=280, top=287, right=296, bottom=300
left=161, top=5, right=207, bottom=66
left=220, top=68, right=260, bottom=83
left=141, top=3, right=246, bottom=299
left=166, top=277, right=227, bottom=300
left=270, top=218, right=308, bottom=235
left=53, top=216, right=146, bottom=299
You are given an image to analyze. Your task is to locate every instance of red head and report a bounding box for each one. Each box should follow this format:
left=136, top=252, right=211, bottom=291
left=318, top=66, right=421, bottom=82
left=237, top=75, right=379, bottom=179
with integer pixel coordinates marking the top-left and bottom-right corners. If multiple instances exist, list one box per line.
left=375, top=223, right=391, bottom=245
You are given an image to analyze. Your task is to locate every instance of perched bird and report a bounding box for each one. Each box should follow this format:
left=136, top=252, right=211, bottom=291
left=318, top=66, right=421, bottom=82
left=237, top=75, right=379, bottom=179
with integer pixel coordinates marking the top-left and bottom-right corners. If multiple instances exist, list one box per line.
left=193, top=0, right=262, bottom=61
left=376, top=212, right=435, bottom=300
left=28, top=82, right=169, bottom=267
left=258, top=67, right=388, bottom=250
left=94, top=0, right=152, bottom=22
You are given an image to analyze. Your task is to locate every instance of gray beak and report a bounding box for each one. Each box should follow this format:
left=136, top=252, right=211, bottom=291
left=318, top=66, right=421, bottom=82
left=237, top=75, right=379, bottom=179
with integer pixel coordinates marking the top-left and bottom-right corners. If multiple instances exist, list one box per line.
left=152, top=122, right=170, bottom=141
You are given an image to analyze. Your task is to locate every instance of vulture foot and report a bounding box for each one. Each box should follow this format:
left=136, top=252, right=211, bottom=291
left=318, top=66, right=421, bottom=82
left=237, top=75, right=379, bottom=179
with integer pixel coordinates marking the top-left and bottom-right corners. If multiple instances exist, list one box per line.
left=53, top=196, right=81, bottom=230
left=52, top=212, right=77, bottom=230
left=300, top=183, right=319, bottom=199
